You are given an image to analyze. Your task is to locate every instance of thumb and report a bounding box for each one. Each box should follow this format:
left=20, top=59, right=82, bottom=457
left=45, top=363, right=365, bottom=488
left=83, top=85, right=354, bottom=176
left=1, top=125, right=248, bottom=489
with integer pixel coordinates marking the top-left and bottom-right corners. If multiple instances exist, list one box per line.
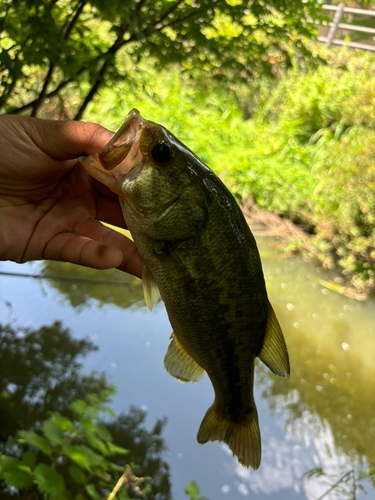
left=21, top=116, right=114, bottom=160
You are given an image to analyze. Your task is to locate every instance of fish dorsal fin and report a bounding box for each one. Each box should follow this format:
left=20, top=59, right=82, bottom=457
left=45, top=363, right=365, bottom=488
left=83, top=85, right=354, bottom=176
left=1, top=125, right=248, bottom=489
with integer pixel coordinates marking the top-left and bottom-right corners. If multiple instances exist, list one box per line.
left=258, top=301, right=290, bottom=377
left=142, top=262, right=160, bottom=311
left=164, top=333, right=205, bottom=384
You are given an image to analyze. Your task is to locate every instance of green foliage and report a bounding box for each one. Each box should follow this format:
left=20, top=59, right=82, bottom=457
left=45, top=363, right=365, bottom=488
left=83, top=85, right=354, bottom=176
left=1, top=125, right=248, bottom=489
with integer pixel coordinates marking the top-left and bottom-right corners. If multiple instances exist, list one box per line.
left=0, top=456, right=34, bottom=490
left=250, top=47, right=375, bottom=289
left=0, top=392, right=154, bottom=500
left=34, top=463, right=66, bottom=498
left=0, top=0, right=324, bottom=118
left=19, top=431, right=53, bottom=456
left=184, top=481, right=208, bottom=500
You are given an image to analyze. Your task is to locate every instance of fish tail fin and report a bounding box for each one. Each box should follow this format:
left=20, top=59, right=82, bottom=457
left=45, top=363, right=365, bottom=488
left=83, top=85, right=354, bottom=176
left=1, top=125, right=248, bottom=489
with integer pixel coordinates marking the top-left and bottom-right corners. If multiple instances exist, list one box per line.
left=197, top=402, right=261, bottom=470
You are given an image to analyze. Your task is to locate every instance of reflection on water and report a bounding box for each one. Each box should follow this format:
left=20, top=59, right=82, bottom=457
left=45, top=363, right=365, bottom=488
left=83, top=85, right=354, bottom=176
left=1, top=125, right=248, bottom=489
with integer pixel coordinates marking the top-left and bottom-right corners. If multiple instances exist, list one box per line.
left=0, top=320, right=171, bottom=498
left=262, top=246, right=375, bottom=465
left=41, top=261, right=144, bottom=310
left=251, top=243, right=375, bottom=499
left=1, top=235, right=375, bottom=499
left=0, top=321, right=105, bottom=440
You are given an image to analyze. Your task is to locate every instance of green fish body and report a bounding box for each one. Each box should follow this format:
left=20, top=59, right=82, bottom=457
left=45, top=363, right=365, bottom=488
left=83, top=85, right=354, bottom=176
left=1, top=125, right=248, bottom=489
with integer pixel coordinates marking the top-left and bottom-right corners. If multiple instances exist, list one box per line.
left=80, top=109, right=290, bottom=470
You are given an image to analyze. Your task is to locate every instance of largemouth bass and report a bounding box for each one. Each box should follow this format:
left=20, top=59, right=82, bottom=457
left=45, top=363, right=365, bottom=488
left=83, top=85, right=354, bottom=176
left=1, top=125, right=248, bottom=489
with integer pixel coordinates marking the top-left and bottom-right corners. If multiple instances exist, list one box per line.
left=79, top=109, right=290, bottom=470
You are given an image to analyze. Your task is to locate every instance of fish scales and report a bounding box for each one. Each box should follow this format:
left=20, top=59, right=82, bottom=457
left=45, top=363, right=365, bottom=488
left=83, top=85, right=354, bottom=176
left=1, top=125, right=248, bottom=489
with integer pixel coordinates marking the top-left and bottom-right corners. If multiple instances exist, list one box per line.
left=79, top=109, right=290, bottom=470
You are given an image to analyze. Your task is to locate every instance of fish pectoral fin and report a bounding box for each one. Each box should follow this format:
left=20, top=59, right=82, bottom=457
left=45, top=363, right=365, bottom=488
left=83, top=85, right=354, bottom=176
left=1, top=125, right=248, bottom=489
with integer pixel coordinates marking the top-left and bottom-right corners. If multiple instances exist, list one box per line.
left=258, top=301, right=290, bottom=377
left=142, top=262, right=161, bottom=311
left=164, top=333, right=205, bottom=384
left=197, top=402, right=261, bottom=470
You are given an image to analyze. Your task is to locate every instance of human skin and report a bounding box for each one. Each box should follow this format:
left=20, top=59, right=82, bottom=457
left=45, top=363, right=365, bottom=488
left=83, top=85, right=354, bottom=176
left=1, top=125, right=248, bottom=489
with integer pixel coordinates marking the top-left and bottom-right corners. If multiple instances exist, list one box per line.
left=0, top=114, right=142, bottom=278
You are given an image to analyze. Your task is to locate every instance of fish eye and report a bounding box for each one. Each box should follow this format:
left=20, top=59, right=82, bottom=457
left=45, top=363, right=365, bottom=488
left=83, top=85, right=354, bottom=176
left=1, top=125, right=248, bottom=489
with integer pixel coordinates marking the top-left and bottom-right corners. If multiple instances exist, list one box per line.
left=151, top=142, right=171, bottom=164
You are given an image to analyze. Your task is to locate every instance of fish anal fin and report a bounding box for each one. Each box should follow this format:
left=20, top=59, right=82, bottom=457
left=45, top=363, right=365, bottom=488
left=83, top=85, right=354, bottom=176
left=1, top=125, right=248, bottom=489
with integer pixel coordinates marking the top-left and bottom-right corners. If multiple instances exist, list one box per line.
left=142, top=262, right=161, bottom=311
left=258, top=301, right=290, bottom=377
left=197, top=402, right=261, bottom=470
left=164, top=333, right=205, bottom=384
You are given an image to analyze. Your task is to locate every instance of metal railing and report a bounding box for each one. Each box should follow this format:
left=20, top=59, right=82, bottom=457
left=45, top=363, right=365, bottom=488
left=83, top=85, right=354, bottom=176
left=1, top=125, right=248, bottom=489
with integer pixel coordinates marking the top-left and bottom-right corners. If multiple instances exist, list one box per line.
left=318, top=3, right=375, bottom=51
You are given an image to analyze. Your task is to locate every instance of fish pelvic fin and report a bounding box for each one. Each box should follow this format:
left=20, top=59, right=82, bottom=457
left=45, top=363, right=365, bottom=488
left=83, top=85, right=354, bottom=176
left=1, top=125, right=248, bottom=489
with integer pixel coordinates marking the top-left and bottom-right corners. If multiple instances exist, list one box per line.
left=197, top=402, right=261, bottom=470
left=258, top=301, right=290, bottom=378
left=142, top=262, right=161, bottom=311
left=164, top=333, right=205, bottom=384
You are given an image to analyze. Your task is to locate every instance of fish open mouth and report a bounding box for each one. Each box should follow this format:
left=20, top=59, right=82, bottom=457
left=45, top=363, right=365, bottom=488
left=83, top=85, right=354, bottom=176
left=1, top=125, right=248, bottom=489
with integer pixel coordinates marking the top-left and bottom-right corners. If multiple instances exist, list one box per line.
left=79, top=109, right=144, bottom=194
left=98, top=109, right=143, bottom=171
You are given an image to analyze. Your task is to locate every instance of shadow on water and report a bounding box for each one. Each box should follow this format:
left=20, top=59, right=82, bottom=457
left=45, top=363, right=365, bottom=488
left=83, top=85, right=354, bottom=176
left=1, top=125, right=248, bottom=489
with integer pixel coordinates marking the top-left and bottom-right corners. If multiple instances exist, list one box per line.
left=40, top=261, right=144, bottom=310
left=0, top=321, right=171, bottom=499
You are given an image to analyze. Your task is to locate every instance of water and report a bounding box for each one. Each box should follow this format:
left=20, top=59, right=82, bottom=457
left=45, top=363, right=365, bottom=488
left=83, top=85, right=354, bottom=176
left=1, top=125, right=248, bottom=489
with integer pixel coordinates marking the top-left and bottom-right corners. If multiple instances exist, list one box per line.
left=1, top=236, right=374, bottom=500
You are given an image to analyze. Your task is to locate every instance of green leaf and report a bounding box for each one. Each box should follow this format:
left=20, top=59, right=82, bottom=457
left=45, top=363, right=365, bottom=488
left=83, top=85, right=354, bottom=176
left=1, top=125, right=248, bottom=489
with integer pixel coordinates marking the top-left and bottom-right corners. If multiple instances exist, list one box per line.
left=34, top=463, right=66, bottom=496
left=108, top=462, right=126, bottom=473
left=63, top=445, right=92, bottom=470
left=85, top=484, right=102, bottom=500
left=63, top=444, right=108, bottom=470
left=107, top=442, right=129, bottom=456
left=69, top=464, right=87, bottom=484
left=50, top=412, right=73, bottom=432
left=79, top=419, right=108, bottom=454
left=70, top=399, right=87, bottom=416
left=185, top=480, right=201, bottom=500
left=22, top=450, right=37, bottom=469
left=18, top=430, right=53, bottom=455
left=84, top=430, right=108, bottom=455
left=42, top=419, right=65, bottom=446
left=93, top=468, right=112, bottom=482
left=0, top=456, right=33, bottom=489
left=99, top=405, right=116, bottom=418
left=94, top=425, right=112, bottom=442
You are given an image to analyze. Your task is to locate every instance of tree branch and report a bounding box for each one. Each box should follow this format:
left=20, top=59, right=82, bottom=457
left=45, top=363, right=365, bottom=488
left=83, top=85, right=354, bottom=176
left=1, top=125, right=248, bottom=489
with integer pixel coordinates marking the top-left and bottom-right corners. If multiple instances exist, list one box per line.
left=154, top=0, right=184, bottom=26
left=135, top=0, right=148, bottom=11
left=63, top=0, right=86, bottom=40
left=0, top=1, right=11, bottom=33
left=157, top=7, right=207, bottom=30
left=6, top=46, right=116, bottom=115
left=31, top=62, right=55, bottom=117
left=74, top=24, right=131, bottom=120
left=26, top=0, right=86, bottom=117
left=0, top=37, right=31, bottom=108
left=74, top=59, right=109, bottom=120
left=8, top=76, right=74, bottom=114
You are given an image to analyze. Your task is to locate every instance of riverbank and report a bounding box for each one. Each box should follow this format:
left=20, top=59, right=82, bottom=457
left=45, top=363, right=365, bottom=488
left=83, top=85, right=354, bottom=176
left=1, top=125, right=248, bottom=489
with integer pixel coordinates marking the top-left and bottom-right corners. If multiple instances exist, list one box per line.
left=242, top=200, right=369, bottom=301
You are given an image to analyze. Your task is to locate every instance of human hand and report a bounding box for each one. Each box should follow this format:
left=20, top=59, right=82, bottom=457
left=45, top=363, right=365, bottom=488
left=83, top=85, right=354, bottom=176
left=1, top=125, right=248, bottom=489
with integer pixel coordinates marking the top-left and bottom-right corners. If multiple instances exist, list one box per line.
left=0, top=115, right=142, bottom=278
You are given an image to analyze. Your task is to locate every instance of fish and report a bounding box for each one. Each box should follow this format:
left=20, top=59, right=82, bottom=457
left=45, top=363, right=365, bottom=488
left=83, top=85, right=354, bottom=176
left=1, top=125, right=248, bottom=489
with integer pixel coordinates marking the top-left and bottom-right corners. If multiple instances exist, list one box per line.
left=79, top=109, right=290, bottom=470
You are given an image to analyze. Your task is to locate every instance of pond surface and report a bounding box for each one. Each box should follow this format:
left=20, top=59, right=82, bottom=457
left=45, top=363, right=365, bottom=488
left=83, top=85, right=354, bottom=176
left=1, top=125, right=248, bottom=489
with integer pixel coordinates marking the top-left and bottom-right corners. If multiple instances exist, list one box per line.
left=1, top=235, right=374, bottom=500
